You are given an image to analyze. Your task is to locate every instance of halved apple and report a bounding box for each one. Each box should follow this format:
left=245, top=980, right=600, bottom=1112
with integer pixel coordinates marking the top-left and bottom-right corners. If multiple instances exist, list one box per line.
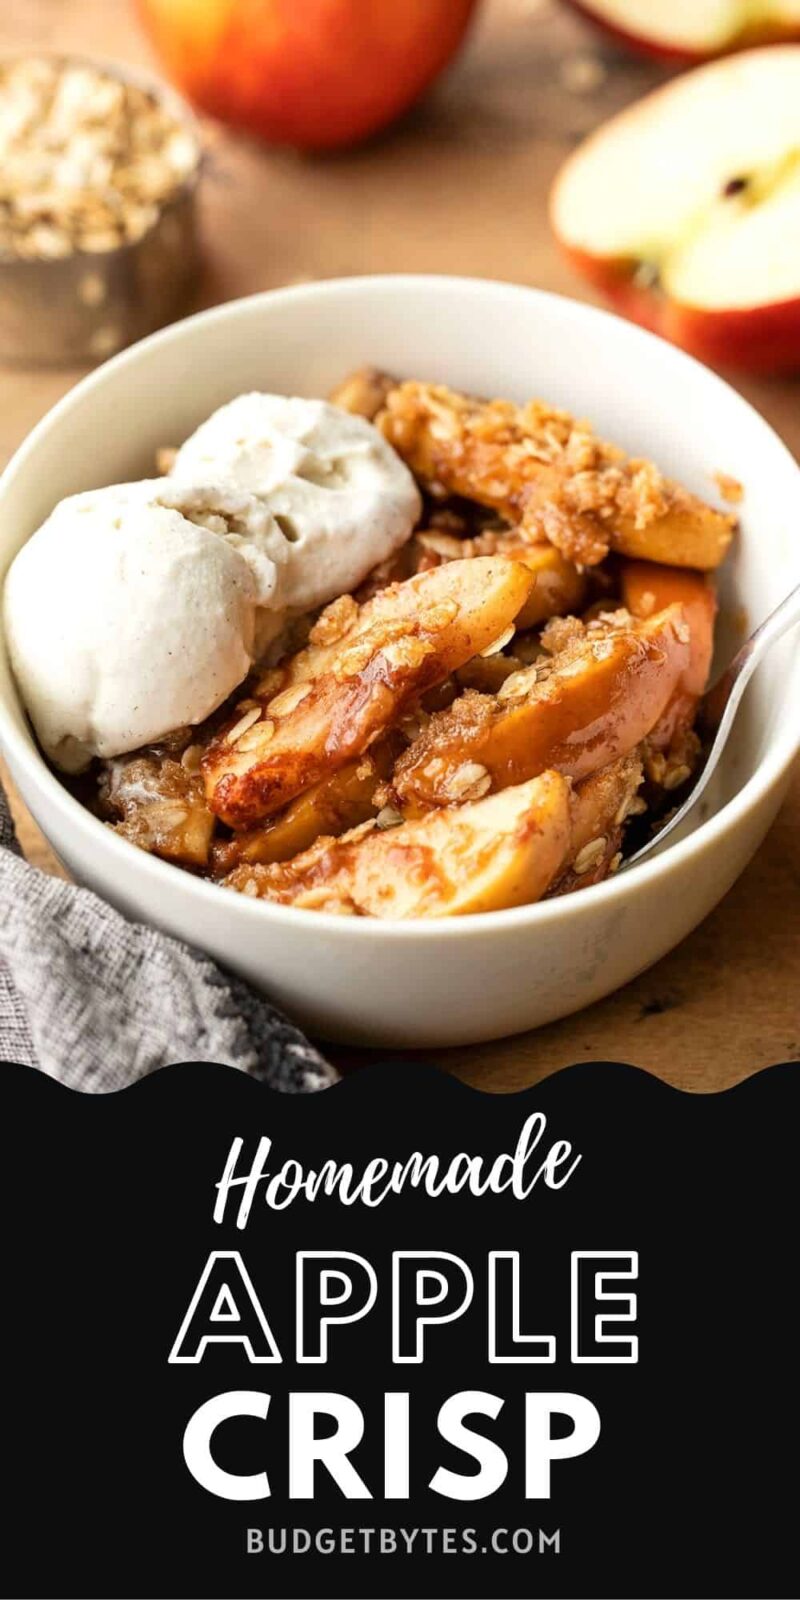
left=551, top=47, right=800, bottom=372
left=565, top=0, right=800, bottom=62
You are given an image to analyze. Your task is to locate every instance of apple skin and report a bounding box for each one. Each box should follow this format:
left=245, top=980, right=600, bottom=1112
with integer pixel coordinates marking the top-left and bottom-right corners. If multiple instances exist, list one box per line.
left=560, top=246, right=800, bottom=373
left=562, top=0, right=800, bottom=64
left=138, top=0, right=479, bottom=151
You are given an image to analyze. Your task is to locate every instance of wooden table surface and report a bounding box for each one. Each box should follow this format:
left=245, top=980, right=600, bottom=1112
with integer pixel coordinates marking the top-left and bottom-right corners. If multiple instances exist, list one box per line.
left=2, top=0, right=798, bottom=1091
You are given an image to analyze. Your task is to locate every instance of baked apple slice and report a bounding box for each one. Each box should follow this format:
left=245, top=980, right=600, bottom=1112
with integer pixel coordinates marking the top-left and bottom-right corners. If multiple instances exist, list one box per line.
left=224, top=769, right=572, bottom=917
left=413, top=529, right=587, bottom=628
left=255, top=549, right=531, bottom=702
left=329, top=367, right=396, bottom=420
left=210, top=742, right=395, bottom=874
left=621, top=559, right=717, bottom=745
left=379, top=381, right=735, bottom=568
left=204, top=556, right=534, bottom=828
left=621, top=561, right=716, bottom=695
left=550, top=751, right=645, bottom=895
left=391, top=605, right=691, bottom=811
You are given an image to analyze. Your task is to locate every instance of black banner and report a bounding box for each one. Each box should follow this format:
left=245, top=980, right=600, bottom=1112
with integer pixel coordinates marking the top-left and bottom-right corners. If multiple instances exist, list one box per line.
left=2, top=1059, right=797, bottom=1600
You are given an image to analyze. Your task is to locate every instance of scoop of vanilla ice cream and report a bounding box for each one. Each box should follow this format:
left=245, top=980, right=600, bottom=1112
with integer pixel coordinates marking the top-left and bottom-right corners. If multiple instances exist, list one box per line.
left=3, top=485, right=279, bottom=772
left=149, top=479, right=295, bottom=654
left=5, top=394, right=421, bottom=775
left=45, top=477, right=293, bottom=615
left=170, top=393, right=421, bottom=612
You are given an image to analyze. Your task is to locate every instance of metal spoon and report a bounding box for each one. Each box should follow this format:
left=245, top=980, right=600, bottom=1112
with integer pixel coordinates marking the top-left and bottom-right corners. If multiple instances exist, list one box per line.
left=622, top=579, right=800, bottom=871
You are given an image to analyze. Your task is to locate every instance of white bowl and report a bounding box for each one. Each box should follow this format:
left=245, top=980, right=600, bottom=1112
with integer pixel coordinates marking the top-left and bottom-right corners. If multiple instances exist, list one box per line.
left=1, top=276, right=798, bottom=1048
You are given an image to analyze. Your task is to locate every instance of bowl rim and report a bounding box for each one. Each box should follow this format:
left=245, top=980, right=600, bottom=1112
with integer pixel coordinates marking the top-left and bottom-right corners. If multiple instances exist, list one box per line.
left=1, top=271, right=798, bottom=943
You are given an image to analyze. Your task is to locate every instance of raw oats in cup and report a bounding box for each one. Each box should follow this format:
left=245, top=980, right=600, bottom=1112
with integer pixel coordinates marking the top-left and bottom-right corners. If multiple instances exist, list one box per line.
left=0, top=54, right=201, bottom=366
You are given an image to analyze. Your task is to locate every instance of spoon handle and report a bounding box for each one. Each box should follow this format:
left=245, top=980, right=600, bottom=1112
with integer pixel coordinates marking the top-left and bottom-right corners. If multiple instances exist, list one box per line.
left=703, top=578, right=800, bottom=731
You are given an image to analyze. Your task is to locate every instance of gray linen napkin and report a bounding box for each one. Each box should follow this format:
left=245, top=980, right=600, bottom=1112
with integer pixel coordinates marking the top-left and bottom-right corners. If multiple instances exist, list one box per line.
left=0, top=777, right=336, bottom=1092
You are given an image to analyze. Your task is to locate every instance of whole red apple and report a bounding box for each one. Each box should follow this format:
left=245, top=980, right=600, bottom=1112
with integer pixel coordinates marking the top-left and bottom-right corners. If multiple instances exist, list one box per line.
left=138, top=0, right=479, bottom=150
left=550, top=46, right=800, bottom=373
left=563, top=0, right=800, bottom=63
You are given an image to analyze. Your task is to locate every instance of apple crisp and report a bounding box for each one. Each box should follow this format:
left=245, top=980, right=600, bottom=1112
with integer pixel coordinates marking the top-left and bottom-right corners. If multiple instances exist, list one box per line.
left=75, top=368, right=734, bottom=919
